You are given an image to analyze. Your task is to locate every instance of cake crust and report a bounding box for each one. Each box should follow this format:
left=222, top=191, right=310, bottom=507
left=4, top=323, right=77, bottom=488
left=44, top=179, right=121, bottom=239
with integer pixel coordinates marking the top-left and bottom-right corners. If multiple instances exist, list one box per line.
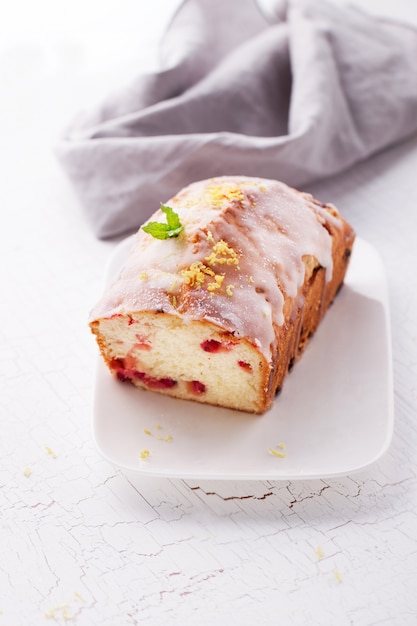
left=89, top=176, right=355, bottom=413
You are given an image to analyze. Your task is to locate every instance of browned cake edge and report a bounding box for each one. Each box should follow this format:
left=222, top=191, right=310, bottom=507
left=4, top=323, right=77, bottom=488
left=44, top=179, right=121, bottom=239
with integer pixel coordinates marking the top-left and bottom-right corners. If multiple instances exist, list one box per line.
left=264, top=201, right=355, bottom=411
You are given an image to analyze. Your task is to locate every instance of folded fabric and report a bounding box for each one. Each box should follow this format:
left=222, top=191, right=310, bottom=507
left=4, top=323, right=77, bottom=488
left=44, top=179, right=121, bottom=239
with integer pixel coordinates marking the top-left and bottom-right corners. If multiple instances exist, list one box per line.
left=56, top=0, right=417, bottom=238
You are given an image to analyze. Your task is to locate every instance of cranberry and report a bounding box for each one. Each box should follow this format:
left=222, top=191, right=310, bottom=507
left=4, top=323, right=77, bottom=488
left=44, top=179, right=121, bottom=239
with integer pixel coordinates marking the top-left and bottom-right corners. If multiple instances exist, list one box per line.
left=201, top=339, right=221, bottom=352
left=144, top=375, right=177, bottom=390
left=134, top=371, right=176, bottom=389
left=111, top=357, right=176, bottom=390
left=116, top=370, right=131, bottom=382
left=238, top=360, right=252, bottom=372
left=188, top=380, right=206, bottom=394
left=200, top=339, right=234, bottom=353
left=110, top=357, right=125, bottom=370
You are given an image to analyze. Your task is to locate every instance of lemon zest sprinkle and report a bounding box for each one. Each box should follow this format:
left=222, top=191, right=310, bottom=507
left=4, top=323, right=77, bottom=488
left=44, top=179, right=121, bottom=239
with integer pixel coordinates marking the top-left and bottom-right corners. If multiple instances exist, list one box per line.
left=180, top=261, right=215, bottom=289
left=207, top=274, right=225, bottom=293
left=44, top=602, right=71, bottom=620
left=205, top=240, right=239, bottom=268
left=205, top=184, right=244, bottom=206
left=180, top=261, right=216, bottom=289
left=45, top=446, right=57, bottom=459
left=334, top=568, right=342, bottom=583
left=268, top=447, right=287, bottom=458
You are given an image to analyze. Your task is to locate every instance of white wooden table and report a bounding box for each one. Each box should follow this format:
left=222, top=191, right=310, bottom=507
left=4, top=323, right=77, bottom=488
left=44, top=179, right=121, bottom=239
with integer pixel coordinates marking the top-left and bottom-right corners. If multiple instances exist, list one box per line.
left=1, top=1, right=417, bottom=624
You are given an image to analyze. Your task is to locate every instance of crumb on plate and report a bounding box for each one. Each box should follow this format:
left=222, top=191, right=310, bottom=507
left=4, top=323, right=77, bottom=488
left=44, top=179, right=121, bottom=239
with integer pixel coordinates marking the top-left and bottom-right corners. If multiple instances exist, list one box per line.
left=268, top=447, right=287, bottom=458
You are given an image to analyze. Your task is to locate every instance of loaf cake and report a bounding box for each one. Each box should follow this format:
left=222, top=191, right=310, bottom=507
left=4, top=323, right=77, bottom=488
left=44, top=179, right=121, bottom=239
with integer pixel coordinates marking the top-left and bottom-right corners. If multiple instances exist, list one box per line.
left=89, top=176, right=355, bottom=413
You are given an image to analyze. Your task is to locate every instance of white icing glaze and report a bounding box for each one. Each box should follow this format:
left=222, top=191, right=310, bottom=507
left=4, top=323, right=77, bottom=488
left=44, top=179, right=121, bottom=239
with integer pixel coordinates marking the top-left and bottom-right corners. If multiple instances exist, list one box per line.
left=90, top=177, right=341, bottom=359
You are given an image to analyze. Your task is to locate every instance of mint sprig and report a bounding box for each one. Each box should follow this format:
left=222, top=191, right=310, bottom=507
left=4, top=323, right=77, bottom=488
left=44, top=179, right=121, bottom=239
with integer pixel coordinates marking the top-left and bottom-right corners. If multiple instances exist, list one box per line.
left=142, top=204, right=184, bottom=240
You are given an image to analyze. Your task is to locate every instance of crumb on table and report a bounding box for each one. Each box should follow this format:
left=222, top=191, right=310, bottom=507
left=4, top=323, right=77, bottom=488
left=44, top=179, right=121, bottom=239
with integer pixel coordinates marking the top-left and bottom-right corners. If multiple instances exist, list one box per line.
left=44, top=446, right=57, bottom=459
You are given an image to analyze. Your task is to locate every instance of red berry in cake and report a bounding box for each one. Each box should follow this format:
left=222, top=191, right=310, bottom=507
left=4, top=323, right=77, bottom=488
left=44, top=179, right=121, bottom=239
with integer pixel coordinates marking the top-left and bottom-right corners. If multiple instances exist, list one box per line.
left=201, top=339, right=221, bottom=352
left=188, top=380, right=206, bottom=394
left=238, top=360, right=253, bottom=372
left=200, top=339, right=233, bottom=353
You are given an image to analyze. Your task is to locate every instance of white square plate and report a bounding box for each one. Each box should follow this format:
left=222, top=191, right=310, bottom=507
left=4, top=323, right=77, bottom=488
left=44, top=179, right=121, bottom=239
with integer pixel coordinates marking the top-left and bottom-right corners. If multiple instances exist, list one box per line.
left=93, top=236, right=393, bottom=480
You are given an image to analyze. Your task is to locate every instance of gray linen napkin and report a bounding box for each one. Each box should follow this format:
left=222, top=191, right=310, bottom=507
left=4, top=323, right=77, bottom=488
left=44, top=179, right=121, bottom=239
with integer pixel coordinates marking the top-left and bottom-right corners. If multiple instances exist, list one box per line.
left=56, top=0, right=417, bottom=238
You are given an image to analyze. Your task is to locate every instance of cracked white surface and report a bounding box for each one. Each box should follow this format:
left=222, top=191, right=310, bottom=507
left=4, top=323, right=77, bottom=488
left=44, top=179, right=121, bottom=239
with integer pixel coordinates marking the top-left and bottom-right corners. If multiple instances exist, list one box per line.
left=1, top=1, right=417, bottom=624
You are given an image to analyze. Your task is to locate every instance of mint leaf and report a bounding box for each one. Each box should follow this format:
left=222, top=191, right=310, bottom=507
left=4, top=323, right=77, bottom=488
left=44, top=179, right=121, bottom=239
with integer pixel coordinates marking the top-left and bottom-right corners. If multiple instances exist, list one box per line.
left=142, top=222, right=171, bottom=239
left=161, top=204, right=182, bottom=231
left=142, top=204, right=184, bottom=239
